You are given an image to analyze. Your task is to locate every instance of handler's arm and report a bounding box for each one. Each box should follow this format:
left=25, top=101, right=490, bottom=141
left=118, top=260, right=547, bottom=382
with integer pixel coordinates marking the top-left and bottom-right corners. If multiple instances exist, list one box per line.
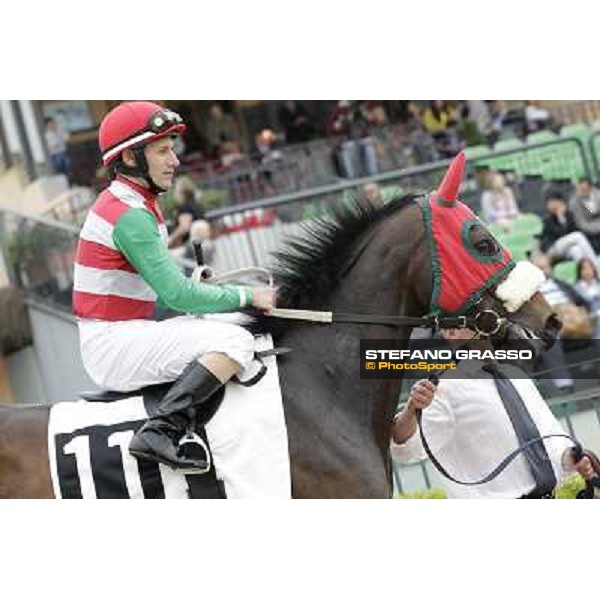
left=392, top=379, right=437, bottom=445
left=391, top=378, right=456, bottom=463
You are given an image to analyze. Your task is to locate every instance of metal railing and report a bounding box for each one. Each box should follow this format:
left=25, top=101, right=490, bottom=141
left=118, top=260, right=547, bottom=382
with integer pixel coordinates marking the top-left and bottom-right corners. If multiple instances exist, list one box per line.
left=36, top=186, right=95, bottom=228
left=0, top=207, right=78, bottom=313
left=589, top=130, right=600, bottom=180
left=178, top=124, right=415, bottom=205
left=201, top=136, right=591, bottom=272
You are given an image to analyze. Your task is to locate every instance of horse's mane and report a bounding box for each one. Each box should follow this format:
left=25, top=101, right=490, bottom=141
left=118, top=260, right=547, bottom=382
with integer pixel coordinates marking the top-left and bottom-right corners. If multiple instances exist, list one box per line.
left=248, top=193, right=419, bottom=337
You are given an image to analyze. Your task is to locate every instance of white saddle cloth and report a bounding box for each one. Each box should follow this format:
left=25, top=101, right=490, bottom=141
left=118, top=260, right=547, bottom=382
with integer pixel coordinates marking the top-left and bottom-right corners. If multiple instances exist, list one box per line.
left=48, top=335, right=291, bottom=499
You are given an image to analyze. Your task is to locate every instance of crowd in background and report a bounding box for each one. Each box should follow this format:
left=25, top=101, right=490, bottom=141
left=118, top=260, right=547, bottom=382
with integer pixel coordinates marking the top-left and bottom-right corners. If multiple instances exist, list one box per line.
left=176, top=100, right=558, bottom=179
left=62, top=100, right=558, bottom=195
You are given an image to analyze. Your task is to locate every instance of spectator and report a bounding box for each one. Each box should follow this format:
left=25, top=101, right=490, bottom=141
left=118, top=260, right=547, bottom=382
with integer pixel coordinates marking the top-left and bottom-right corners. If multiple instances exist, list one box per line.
left=365, top=103, right=388, bottom=128
left=385, top=100, right=414, bottom=124
left=480, top=172, right=520, bottom=231
left=474, top=164, right=494, bottom=194
left=218, top=141, right=246, bottom=168
left=363, top=102, right=393, bottom=167
left=537, top=189, right=597, bottom=265
left=253, top=129, right=283, bottom=195
left=488, top=100, right=508, bottom=144
left=405, top=102, right=438, bottom=164
left=421, top=100, right=453, bottom=136
left=44, top=117, right=70, bottom=179
left=326, top=100, right=353, bottom=137
left=530, top=251, right=593, bottom=391
left=168, top=178, right=205, bottom=254
left=569, top=178, right=600, bottom=252
left=465, top=100, right=491, bottom=141
left=278, top=101, right=315, bottom=144
left=456, top=101, right=488, bottom=146
left=326, top=101, right=378, bottom=179
left=183, top=219, right=215, bottom=267
left=205, top=102, right=243, bottom=159
left=254, top=129, right=282, bottom=165
left=575, top=258, right=600, bottom=338
left=361, top=182, right=383, bottom=207
left=525, top=101, right=553, bottom=134
left=421, top=101, right=461, bottom=158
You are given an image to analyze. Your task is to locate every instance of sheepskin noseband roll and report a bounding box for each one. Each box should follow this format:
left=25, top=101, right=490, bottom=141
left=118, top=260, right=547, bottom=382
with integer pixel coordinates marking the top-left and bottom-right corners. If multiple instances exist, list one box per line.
left=495, top=261, right=546, bottom=313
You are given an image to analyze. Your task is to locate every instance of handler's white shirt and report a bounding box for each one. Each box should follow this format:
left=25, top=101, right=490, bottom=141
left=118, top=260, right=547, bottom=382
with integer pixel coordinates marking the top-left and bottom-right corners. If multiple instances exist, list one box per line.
left=391, top=361, right=573, bottom=499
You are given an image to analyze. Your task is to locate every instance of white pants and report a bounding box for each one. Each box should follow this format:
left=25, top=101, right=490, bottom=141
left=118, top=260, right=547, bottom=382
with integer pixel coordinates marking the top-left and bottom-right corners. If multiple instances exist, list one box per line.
left=79, top=315, right=256, bottom=392
left=548, top=231, right=597, bottom=264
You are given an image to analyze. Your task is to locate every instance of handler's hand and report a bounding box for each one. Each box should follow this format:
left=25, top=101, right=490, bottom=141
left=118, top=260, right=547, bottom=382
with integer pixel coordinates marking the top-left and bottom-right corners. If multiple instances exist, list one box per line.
left=563, top=449, right=596, bottom=480
left=251, top=286, right=277, bottom=311
left=408, top=379, right=437, bottom=412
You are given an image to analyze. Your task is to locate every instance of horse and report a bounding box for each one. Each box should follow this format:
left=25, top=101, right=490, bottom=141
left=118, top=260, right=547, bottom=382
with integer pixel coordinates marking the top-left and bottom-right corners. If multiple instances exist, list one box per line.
left=0, top=160, right=561, bottom=498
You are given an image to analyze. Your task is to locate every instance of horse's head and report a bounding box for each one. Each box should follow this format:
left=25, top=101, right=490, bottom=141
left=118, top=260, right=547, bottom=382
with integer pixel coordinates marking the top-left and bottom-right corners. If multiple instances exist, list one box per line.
left=422, top=151, right=560, bottom=353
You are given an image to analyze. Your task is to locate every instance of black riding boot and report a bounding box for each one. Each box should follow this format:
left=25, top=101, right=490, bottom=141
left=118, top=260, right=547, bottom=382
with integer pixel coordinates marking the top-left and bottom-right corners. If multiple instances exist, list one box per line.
left=129, top=362, right=223, bottom=470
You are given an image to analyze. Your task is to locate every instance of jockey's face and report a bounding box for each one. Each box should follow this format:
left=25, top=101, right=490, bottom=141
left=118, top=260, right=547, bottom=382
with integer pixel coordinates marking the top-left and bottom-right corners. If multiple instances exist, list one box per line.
left=144, top=137, right=180, bottom=190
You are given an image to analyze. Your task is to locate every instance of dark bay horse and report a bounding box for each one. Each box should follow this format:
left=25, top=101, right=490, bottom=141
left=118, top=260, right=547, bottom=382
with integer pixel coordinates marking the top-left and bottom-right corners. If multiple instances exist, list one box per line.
left=0, top=193, right=559, bottom=498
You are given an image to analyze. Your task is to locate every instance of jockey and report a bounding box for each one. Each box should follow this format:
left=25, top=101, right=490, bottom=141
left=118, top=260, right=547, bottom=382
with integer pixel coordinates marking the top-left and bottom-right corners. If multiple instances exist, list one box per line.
left=73, top=101, right=276, bottom=471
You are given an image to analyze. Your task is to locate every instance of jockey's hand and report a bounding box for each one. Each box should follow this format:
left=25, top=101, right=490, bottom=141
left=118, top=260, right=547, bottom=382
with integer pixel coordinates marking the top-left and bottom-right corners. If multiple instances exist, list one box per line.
left=251, top=286, right=277, bottom=311
left=407, top=379, right=436, bottom=412
left=564, top=448, right=596, bottom=481
left=191, top=265, right=213, bottom=283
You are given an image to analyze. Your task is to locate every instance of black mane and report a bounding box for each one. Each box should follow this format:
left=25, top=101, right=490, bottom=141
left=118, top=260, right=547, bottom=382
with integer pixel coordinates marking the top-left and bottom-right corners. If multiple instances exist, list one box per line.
left=248, top=194, right=418, bottom=337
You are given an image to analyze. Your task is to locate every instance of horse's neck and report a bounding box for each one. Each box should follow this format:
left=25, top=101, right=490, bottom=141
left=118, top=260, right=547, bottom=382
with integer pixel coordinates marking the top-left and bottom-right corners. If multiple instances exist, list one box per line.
left=277, top=252, right=424, bottom=462
left=276, top=308, right=413, bottom=499
left=275, top=205, right=429, bottom=495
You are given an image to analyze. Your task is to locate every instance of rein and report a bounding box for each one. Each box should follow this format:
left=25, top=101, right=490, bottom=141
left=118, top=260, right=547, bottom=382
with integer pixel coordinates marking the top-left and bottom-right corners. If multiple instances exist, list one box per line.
left=268, top=308, right=472, bottom=330
left=267, top=308, right=505, bottom=337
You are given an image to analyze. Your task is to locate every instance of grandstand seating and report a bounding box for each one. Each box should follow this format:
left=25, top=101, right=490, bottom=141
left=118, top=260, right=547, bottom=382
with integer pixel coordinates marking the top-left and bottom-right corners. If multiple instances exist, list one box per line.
left=553, top=260, right=577, bottom=284
left=486, top=213, right=581, bottom=284
left=560, top=122, right=592, bottom=144
left=464, top=144, right=492, bottom=168
left=486, top=214, right=542, bottom=262
left=490, top=138, right=525, bottom=173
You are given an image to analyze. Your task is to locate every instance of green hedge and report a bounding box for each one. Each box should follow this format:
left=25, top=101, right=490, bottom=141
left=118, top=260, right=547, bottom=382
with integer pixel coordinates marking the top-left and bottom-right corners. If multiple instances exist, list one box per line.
left=395, top=475, right=588, bottom=499
left=396, top=488, right=447, bottom=499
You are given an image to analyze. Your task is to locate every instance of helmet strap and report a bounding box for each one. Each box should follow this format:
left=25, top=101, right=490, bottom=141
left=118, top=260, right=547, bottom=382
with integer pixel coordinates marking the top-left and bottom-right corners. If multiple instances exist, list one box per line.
left=114, top=146, right=166, bottom=194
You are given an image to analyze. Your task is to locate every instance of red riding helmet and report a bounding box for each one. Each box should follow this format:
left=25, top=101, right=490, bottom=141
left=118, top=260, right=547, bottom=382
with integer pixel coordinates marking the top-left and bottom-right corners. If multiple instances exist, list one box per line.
left=99, top=101, right=186, bottom=167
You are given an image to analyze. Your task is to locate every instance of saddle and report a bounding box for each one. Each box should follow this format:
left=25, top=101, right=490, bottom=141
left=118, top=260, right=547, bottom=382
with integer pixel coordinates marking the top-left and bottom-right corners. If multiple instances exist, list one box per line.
left=80, top=347, right=290, bottom=404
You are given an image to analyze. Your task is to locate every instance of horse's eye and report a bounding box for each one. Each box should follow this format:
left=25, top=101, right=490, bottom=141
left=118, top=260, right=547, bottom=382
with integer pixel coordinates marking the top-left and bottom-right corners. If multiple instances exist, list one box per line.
left=474, top=238, right=500, bottom=256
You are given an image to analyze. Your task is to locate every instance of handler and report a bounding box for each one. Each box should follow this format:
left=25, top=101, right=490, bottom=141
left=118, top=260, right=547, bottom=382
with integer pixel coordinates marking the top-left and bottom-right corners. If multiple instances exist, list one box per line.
left=392, top=327, right=596, bottom=498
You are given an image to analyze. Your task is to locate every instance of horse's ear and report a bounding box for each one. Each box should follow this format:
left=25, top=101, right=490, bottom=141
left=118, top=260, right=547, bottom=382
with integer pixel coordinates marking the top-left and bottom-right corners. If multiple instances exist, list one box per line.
left=436, top=151, right=466, bottom=202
